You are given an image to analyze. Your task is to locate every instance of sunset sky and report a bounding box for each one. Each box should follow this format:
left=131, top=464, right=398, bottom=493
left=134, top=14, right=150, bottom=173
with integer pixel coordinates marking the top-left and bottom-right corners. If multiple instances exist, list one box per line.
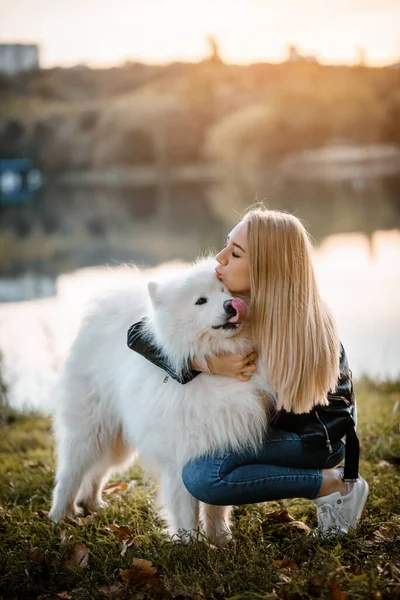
left=1, top=0, right=399, bottom=67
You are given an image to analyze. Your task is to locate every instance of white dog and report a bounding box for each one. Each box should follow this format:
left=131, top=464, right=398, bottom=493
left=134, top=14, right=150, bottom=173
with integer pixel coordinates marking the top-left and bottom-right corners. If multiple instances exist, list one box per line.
left=49, top=259, right=275, bottom=544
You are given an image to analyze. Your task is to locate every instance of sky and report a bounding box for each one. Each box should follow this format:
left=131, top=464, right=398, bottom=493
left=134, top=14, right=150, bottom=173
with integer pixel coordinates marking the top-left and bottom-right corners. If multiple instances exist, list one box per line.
left=0, top=0, right=399, bottom=67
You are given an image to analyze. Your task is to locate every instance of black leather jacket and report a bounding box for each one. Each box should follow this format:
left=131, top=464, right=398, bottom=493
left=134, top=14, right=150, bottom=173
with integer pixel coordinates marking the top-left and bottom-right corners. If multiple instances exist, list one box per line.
left=127, top=320, right=359, bottom=480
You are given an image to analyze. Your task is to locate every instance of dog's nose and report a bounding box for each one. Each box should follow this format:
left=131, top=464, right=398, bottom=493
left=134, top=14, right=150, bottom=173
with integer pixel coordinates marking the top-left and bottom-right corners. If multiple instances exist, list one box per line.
left=223, top=300, right=237, bottom=318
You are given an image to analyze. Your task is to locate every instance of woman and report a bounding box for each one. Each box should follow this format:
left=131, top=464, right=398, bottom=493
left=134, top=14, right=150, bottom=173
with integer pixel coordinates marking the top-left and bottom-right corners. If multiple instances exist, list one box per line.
left=127, top=207, right=368, bottom=535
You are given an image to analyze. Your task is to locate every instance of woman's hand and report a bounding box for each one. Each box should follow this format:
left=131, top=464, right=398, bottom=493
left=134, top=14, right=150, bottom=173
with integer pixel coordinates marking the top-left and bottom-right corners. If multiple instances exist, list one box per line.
left=192, top=352, right=258, bottom=382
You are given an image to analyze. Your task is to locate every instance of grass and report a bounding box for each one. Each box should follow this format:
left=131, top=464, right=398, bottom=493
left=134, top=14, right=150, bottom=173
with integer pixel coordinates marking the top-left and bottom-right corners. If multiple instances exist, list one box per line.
left=0, top=377, right=399, bottom=600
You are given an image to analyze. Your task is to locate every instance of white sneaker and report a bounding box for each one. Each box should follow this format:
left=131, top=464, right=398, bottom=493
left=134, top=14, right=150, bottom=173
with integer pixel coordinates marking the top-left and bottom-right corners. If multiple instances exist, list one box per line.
left=314, top=475, right=369, bottom=535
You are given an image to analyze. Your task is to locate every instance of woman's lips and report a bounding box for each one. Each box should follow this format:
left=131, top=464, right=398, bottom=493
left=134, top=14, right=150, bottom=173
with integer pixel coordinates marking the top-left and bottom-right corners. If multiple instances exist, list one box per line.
left=215, top=269, right=222, bottom=279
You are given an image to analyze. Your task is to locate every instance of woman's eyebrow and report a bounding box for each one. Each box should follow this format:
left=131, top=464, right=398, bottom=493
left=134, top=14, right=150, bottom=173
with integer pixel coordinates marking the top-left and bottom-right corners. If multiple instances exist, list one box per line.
left=227, top=235, right=245, bottom=253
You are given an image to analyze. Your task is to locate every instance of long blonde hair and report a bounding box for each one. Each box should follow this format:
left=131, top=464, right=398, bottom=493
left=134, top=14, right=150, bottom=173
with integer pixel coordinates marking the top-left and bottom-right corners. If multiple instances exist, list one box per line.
left=244, top=207, right=341, bottom=414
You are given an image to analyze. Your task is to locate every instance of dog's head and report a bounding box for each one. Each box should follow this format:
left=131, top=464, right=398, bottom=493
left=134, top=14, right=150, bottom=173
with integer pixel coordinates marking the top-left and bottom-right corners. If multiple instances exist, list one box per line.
left=147, top=258, right=249, bottom=364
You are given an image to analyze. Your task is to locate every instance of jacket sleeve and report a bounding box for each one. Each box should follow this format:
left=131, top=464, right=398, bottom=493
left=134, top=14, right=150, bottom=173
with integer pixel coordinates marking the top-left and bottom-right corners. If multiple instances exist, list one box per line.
left=326, top=342, right=355, bottom=405
left=127, top=319, right=201, bottom=384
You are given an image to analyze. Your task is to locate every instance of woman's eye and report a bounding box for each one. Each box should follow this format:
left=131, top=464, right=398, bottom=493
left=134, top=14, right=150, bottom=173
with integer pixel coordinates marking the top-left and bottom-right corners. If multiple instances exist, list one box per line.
left=232, top=252, right=240, bottom=258
left=195, top=297, right=208, bottom=305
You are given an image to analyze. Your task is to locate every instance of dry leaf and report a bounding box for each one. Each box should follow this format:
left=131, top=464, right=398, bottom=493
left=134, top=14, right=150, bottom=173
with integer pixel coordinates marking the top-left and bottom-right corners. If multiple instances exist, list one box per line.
left=120, top=558, right=171, bottom=598
left=364, top=523, right=400, bottom=546
left=285, top=520, right=311, bottom=534
left=63, top=514, right=94, bottom=526
left=328, top=578, right=349, bottom=600
left=272, top=557, right=299, bottom=571
left=25, top=460, right=50, bottom=471
left=103, top=481, right=129, bottom=495
left=63, top=543, right=90, bottom=568
left=29, top=547, right=46, bottom=564
left=377, top=460, right=392, bottom=468
left=377, top=558, right=400, bottom=581
left=264, top=509, right=295, bottom=523
left=36, top=510, right=49, bottom=519
left=106, top=524, right=134, bottom=541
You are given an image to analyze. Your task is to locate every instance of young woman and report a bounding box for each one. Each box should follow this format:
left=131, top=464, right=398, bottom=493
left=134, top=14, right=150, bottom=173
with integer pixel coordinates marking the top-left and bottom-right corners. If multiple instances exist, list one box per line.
left=127, top=208, right=368, bottom=535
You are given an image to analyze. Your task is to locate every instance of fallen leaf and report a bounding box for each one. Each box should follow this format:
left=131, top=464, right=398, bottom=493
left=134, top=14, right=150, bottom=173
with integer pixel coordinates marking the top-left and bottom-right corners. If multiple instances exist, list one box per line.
left=29, top=547, right=46, bottom=564
left=63, top=514, right=94, bottom=526
left=364, top=523, right=400, bottom=546
left=25, top=460, right=50, bottom=471
left=377, top=460, right=392, bottom=468
left=285, top=520, right=311, bottom=534
left=98, top=583, right=126, bottom=598
left=120, top=558, right=171, bottom=598
left=103, top=481, right=129, bottom=495
left=272, top=557, right=299, bottom=571
left=36, top=510, right=49, bottom=519
left=377, top=557, right=400, bottom=581
left=63, top=543, right=90, bottom=568
left=328, top=578, right=349, bottom=600
left=264, top=509, right=295, bottom=523
left=106, top=524, right=135, bottom=541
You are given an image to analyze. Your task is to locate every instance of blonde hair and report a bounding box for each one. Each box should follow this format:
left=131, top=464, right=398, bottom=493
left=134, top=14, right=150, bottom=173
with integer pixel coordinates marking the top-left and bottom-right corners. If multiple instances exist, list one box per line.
left=244, top=207, right=341, bottom=414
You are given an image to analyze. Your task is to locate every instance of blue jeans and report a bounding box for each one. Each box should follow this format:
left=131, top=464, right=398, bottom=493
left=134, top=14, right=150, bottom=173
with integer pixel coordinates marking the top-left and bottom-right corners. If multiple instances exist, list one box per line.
left=182, top=426, right=345, bottom=506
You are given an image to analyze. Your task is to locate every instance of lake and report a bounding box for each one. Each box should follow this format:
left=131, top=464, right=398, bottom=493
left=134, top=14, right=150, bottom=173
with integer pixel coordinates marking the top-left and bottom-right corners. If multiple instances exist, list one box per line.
left=0, top=173, right=399, bottom=412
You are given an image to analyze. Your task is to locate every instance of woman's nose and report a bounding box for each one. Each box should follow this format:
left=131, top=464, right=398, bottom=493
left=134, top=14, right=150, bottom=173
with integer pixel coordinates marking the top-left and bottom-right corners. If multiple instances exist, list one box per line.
left=216, top=249, right=227, bottom=265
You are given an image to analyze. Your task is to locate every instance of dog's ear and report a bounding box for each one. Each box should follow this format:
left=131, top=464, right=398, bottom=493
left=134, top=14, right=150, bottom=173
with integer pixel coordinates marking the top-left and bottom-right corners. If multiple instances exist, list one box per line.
left=147, top=281, right=160, bottom=307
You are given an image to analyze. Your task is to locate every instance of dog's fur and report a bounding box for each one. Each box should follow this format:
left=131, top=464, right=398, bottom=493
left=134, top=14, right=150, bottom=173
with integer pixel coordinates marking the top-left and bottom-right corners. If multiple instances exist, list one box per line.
left=49, top=259, right=275, bottom=544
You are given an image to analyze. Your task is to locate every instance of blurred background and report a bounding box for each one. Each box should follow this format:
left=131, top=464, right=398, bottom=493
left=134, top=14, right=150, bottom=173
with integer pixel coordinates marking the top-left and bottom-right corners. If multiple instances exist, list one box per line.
left=0, top=0, right=399, bottom=411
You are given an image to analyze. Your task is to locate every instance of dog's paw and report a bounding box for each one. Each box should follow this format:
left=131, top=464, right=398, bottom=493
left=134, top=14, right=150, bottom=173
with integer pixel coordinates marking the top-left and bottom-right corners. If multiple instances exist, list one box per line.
left=206, top=528, right=233, bottom=546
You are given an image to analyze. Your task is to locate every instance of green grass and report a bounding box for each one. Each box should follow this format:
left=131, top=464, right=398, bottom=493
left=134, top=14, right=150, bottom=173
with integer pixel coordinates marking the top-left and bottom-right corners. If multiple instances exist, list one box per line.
left=0, top=378, right=399, bottom=600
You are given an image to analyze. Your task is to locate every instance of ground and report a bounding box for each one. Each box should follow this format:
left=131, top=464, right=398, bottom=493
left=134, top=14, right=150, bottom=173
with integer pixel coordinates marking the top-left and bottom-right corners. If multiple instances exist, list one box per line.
left=0, top=378, right=399, bottom=600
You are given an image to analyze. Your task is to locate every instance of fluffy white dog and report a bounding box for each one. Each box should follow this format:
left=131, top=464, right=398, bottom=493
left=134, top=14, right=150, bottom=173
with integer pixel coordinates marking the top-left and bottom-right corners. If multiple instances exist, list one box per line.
left=49, top=259, right=274, bottom=544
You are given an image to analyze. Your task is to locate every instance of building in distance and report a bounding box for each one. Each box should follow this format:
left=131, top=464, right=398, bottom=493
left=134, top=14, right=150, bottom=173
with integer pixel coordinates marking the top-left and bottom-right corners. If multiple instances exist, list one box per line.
left=0, top=43, right=40, bottom=74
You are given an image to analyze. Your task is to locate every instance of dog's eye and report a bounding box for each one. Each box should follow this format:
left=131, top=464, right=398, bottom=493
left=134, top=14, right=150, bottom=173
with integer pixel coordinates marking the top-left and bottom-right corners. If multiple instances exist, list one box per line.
left=195, top=297, right=208, bottom=305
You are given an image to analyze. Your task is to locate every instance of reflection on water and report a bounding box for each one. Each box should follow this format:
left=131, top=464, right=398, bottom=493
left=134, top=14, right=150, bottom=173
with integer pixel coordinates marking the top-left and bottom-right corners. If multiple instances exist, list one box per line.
left=0, top=174, right=399, bottom=411
left=0, top=229, right=399, bottom=413
left=0, top=174, right=399, bottom=281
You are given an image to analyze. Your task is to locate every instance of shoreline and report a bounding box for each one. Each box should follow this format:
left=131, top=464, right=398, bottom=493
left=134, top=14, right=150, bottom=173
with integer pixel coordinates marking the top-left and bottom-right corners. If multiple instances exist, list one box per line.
left=51, top=144, right=400, bottom=187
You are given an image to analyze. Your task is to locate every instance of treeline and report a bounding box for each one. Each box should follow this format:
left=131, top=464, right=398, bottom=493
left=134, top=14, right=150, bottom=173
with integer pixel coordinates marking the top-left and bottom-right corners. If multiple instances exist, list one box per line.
left=0, top=60, right=399, bottom=171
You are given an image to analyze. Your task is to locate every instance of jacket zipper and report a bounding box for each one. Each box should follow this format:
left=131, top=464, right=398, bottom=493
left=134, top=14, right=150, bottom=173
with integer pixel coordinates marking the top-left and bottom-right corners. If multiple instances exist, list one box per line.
left=315, top=410, right=333, bottom=452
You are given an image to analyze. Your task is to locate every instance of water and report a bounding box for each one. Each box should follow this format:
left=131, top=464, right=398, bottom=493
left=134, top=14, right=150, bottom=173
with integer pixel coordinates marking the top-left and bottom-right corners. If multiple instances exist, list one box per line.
left=0, top=174, right=399, bottom=412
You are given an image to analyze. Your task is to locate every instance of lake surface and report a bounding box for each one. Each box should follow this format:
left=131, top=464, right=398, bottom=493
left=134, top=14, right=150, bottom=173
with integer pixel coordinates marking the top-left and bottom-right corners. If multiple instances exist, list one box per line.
left=0, top=174, right=399, bottom=412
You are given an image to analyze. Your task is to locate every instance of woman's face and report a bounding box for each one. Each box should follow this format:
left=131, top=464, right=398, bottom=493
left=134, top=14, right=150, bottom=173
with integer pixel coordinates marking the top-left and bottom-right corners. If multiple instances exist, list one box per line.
left=215, top=220, right=250, bottom=295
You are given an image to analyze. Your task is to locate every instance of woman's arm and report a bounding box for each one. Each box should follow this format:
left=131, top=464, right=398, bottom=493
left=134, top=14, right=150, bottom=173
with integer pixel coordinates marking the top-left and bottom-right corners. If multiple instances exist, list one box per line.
left=127, top=320, right=201, bottom=384
left=127, top=320, right=257, bottom=383
left=191, top=352, right=258, bottom=382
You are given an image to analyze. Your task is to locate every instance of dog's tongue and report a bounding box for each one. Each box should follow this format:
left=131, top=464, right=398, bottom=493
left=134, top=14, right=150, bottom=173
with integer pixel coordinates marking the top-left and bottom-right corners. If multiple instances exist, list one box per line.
left=228, top=298, right=247, bottom=323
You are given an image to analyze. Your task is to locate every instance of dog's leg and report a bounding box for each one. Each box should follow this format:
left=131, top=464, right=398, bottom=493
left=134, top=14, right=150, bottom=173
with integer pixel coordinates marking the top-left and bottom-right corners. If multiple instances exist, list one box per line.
left=200, top=504, right=233, bottom=546
left=76, top=464, right=111, bottom=513
left=158, top=470, right=200, bottom=543
left=49, top=432, right=102, bottom=521
left=76, top=439, right=136, bottom=513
